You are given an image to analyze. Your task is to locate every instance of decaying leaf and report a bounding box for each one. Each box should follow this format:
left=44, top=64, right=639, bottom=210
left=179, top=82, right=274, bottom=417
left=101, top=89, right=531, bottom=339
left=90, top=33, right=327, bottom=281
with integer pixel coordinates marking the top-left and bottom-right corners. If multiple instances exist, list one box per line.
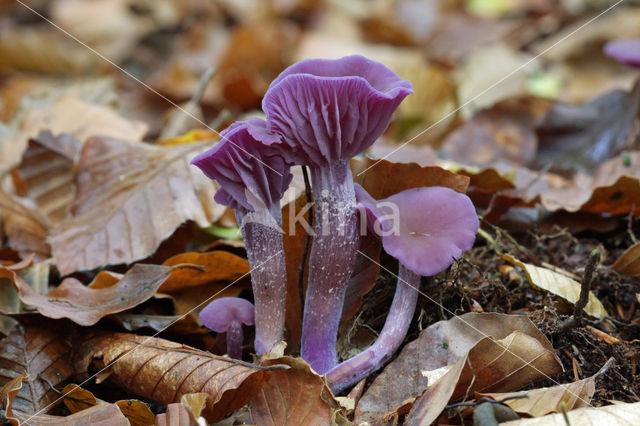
left=115, top=399, right=155, bottom=426
left=0, top=324, right=75, bottom=419
left=5, top=263, right=200, bottom=326
left=355, top=313, right=562, bottom=425
left=0, top=191, right=50, bottom=260
left=501, top=401, right=640, bottom=425
left=243, top=357, right=346, bottom=425
left=159, top=251, right=250, bottom=292
left=500, top=253, right=608, bottom=318
left=73, top=330, right=274, bottom=422
left=612, top=242, right=640, bottom=276
left=49, top=136, right=226, bottom=274
left=154, top=402, right=199, bottom=426
left=24, top=403, right=130, bottom=425
left=352, top=157, right=470, bottom=199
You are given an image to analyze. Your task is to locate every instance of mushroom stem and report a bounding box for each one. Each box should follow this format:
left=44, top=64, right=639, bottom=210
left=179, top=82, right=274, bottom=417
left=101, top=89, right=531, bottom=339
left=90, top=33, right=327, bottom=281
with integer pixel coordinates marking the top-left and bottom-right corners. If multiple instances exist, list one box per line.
left=226, top=319, right=243, bottom=359
left=237, top=205, right=287, bottom=355
left=301, top=159, right=360, bottom=374
left=326, top=263, right=420, bottom=393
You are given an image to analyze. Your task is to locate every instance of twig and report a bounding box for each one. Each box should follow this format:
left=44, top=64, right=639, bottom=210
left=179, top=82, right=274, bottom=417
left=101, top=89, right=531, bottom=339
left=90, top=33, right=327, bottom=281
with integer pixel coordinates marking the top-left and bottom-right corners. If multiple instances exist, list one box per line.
left=446, top=395, right=529, bottom=409
left=298, top=165, right=313, bottom=315
left=561, top=249, right=600, bottom=331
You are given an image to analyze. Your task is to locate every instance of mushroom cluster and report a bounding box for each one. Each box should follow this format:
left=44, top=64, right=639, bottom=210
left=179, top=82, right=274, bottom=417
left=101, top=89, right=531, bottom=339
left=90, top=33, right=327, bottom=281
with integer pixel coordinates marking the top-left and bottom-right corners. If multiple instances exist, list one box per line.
left=192, top=55, right=479, bottom=391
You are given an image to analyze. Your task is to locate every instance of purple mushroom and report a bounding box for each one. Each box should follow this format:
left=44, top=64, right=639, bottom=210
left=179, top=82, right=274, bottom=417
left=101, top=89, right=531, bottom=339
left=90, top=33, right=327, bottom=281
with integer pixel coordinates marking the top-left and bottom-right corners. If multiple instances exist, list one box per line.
left=199, top=297, right=255, bottom=359
left=325, top=184, right=478, bottom=392
left=604, top=38, right=640, bottom=68
left=258, top=56, right=413, bottom=373
left=192, top=119, right=292, bottom=356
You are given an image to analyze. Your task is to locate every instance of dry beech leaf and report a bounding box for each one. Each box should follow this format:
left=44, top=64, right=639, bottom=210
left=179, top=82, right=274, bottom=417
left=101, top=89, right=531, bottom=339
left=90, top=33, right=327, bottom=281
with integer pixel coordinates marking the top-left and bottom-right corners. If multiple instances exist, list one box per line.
left=0, top=324, right=74, bottom=419
left=477, top=374, right=595, bottom=417
left=500, top=253, right=608, bottom=318
left=180, top=393, right=209, bottom=418
left=351, top=157, right=470, bottom=199
left=242, top=357, right=347, bottom=425
left=0, top=191, right=50, bottom=261
left=0, top=373, right=27, bottom=426
left=12, top=132, right=80, bottom=225
left=6, top=263, right=200, bottom=326
left=159, top=251, right=250, bottom=292
left=154, top=403, right=199, bottom=426
left=62, top=384, right=98, bottom=414
left=2, top=95, right=147, bottom=173
left=342, top=233, right=382, bottom=323
left=501, top=401, right=640, bottom=425
left=612, top=242, right=640, bottom=276
left=25, top=403, right=129, bottom=425
left=50, top=136, right=225, bottom=274
left=73, top=330, right=274, bottom=422
left=115, top=399, right=155, bottom=426
left=355, top=313, right=561, bottom=425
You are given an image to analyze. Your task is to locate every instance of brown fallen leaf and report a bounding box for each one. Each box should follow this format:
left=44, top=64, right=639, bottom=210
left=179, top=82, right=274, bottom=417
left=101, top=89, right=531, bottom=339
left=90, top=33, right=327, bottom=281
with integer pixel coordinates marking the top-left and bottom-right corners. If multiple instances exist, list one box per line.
left=0, top=191, right=50, bottom=261
left=0, top=324, right=75, bottom=419
left=12, top=132, right=80, bottom=225
left=49, top=136, right=225, bottom=274
left=159, top=251, right=250, bottom=292
left=587, top=325, right=621, bottom=345
left=612, top=242, right=640, bottom=276
left=500, top=401, right=640, bottom=425
left=351, top=157, right=470, bottom=200
left=242, top=357, right=347, bottom=425
left=116, top=399, right=155, bottom=426
left=0, top=373, right=27, bottom=426
left=24, top=403, right=130, bottom=425
left=73, top=330, right=274, bottom=422
left=342, top=233, right=382, bottom=323
left=62, top=384, right=98, bottom=414
left=354, top=313, right=561, bottom=425
left=476, top=358, right=615, bottom=417
left=5, top=263, right=200, bottom=326
left=180, top=393, right=209, bottom=418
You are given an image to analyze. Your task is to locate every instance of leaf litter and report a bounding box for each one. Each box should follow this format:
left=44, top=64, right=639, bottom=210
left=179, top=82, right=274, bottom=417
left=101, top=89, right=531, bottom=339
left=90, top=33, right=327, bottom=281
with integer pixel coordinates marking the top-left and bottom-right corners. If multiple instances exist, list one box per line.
left=1, top=0, right=640, bottom=424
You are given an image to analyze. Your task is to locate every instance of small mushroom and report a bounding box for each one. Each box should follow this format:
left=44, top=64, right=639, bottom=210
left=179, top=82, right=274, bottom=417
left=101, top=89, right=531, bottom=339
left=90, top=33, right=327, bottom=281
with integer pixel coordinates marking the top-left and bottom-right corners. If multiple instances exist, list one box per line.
left=199, top=297, right=255, bottom=359
left=192, top=119, right=291, bottom=356
left=326, top=184, right=478, bottom=393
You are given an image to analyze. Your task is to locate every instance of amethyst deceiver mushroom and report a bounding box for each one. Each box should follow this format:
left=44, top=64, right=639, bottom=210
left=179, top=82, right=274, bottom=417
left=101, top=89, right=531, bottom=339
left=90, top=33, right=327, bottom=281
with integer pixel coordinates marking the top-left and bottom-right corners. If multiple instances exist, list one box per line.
left=604, top=39, right=640, bottom=68
left=325, top=184, right=478, bottom=392
left=192, top=119, right=292, bottom=355
left=199, top=297, right=255, bottom=359
left=258, top=55, right=413, bottom=373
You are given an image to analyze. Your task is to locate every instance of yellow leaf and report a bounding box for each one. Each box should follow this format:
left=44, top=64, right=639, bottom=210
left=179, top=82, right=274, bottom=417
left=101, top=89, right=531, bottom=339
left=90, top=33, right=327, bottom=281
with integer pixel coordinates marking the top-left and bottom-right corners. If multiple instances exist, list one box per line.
left=500, top=253, right=608, bottom=319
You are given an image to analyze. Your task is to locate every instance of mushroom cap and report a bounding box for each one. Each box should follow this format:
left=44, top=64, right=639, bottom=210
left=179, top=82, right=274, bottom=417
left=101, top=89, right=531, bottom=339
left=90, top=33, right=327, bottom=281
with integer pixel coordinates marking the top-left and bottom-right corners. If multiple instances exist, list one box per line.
left=261, top=55, right=413, bottom=167
left=355, top=184, right=478, bottom=276
left=191, top=119, right=292, bottom=213
left=199, top=297, right=255, bottom=333
left=604, top=39, right=640, bottom=68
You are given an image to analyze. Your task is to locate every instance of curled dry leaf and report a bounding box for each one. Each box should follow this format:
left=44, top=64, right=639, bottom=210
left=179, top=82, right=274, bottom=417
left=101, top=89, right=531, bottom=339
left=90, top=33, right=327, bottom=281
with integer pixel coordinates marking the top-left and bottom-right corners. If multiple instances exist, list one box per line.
left=0, top=373, right=27, bottom=426
left=159, top=251, right=250, bottom=292
left=612, top=242, right=640, bottom=276
left=501, top=401, right=640, bottom=425
left=351, top=157, right=470, bottom=199
left=50, top=136, right=226, bottom=274
left=73, top=330, right=272, bottom=422
left=62, top=384, right=98, bottom=414
left=242, top=357, right=347, bottom=425
left=0, top=191, right=50, bottom=261
left=154, top=402, right=199, bottom=426
left=0, top=325, right=74, bottom=419
left=354, top=313, right=562, bottom=425
left=500, top=253, right=608, bottom=318
left=6, top=263, right=200, bottom=326
left=477, top=359, right=612, bottom=417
